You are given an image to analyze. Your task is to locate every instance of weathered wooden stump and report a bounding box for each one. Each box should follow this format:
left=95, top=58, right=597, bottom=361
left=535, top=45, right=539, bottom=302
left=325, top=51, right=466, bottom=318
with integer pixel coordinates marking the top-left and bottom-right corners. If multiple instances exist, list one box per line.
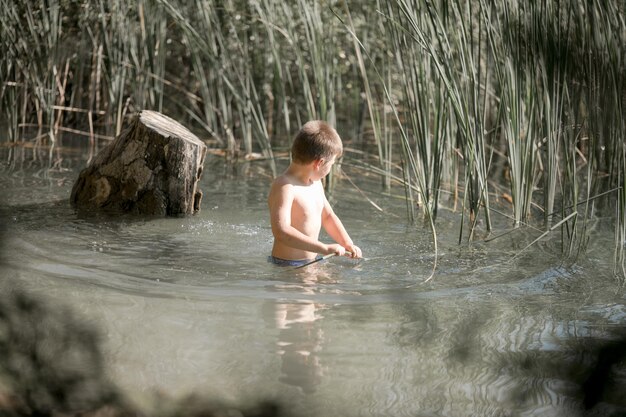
left=70, top=110, right=207, bottom=216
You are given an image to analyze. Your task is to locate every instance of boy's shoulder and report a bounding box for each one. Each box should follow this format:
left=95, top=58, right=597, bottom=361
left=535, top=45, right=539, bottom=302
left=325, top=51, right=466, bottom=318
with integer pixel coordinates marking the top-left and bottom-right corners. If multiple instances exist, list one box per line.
left=269, top=174, right=297, bottom=198
left=270, top=173, right=321, bottom=191
left=272, top=172, right=293, bottom=187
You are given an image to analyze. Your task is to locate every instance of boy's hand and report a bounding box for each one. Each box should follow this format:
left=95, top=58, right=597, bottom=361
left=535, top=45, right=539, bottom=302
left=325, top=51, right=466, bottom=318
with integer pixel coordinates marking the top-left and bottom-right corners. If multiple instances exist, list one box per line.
left=345, top=244, right=362, bottom=259
left=325, top=244, right=346, bottom=257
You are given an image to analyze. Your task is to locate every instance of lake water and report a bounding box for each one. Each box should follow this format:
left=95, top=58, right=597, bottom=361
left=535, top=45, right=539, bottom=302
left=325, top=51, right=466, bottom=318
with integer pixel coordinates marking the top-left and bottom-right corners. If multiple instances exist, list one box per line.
left=1, top=144, right=625, bottom=417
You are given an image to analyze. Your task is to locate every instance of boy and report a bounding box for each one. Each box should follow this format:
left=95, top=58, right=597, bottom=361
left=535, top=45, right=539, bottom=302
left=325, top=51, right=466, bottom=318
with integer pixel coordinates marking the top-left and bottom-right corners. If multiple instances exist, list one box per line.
left=268, top=120, right=362, bottom=267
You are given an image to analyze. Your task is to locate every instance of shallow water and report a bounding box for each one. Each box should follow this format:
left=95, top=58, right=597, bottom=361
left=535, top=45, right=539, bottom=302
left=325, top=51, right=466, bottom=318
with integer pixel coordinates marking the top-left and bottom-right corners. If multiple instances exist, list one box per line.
left=1, top=144, right=625, bottom=416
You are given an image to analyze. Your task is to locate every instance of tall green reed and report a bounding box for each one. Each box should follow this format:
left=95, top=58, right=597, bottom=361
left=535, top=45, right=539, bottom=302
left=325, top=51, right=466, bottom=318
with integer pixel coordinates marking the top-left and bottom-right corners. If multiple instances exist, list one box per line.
left=383, top=1, right=456, bottom=222
left=617, top=149, right=626, bottom=279
left=131, top=0, right=168, bottom=113
left=339, top=1, right=393, bottom=194
left=94, top=0, right=131, bottom=136
left=156, top=0, right=270, bottom=164
left=1, top=0, right=623, bottom=276
left=0, top=63, right=20, bottom=142
left=387, top=0, right=494, bottom=238
left=87, top=0, right=171, bottom=136
left=486, top=0, right=623, bottom=261
left=373, top=0, right=624, bottom=271
left=255, top=0, right=362, bottom=188
left=0, top=0, right=64, bottom=143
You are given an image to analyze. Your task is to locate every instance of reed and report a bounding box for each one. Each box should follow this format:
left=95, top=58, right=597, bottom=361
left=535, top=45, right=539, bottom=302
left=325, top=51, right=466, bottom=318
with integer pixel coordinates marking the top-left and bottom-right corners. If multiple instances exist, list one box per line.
left=385, top=1, right=480, bottom=225
left=0, top=62, right=20, bottom=142
left=617, top=149, right=626, bottom=279
left=499, top=0, right=623, bottom=262
left=0, top=0, right=65, bottom=143
left=337, top=1, right=395, bottom=199
left=371, top=0, right=495, bottom=239
left=356, top=0, right=623, bottom=268
left=0, top=0, right=623, bottom=276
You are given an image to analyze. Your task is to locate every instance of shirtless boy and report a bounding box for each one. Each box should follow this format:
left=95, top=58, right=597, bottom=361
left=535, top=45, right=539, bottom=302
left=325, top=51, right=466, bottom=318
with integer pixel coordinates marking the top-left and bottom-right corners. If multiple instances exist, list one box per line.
left=268, top=120, right=362, bottom=267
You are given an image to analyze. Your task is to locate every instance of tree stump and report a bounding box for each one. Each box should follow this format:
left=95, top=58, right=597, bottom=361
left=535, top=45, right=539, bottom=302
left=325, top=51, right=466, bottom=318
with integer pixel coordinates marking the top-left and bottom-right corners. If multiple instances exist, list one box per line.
left=70, top=111, right=207, bottom=216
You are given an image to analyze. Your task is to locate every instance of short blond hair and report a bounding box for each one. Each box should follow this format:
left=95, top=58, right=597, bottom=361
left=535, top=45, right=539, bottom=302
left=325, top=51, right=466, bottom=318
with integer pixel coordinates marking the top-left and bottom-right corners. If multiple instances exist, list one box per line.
left=291, top=120, right=343, bottom=164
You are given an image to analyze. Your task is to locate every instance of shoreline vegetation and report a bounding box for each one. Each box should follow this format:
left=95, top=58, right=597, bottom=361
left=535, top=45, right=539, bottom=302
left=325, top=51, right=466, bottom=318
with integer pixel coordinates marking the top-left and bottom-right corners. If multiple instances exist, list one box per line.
left=0, top=0, right=624, bottom=277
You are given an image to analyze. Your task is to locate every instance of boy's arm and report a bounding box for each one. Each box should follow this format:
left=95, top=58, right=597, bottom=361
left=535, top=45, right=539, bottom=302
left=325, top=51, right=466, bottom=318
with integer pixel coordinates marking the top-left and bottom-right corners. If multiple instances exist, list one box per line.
left=321, top=198, right=362, bottom=258
left=269, top=181, right=338, bottom=255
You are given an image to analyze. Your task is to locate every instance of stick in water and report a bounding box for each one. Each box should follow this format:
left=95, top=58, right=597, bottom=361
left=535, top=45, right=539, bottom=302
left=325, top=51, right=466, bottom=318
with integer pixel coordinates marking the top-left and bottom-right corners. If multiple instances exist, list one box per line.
left=294, top=251, right=354, bottom=270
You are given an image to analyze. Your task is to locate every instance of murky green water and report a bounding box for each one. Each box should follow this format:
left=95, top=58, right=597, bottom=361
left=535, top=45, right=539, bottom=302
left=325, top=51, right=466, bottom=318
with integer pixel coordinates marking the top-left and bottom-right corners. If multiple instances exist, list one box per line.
left=1, top=144, right=625, bottom=416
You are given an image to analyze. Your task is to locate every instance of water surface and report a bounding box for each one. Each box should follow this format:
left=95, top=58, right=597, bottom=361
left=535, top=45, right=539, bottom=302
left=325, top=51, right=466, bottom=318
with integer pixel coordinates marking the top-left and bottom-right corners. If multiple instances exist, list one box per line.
left=1, top=144, right=625, bottom=416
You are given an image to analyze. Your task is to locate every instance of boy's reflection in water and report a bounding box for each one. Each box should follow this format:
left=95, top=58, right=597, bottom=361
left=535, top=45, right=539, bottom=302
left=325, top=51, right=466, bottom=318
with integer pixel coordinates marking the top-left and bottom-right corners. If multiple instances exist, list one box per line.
left=274, top=300, right=324, bottom=393
left=265, top=265, right=335, bottom=394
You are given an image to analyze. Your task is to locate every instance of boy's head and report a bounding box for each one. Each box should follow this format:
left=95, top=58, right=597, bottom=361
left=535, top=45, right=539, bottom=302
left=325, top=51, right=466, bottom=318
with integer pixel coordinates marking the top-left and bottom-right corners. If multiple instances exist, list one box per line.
left=291, top=121, right=343, bottom=165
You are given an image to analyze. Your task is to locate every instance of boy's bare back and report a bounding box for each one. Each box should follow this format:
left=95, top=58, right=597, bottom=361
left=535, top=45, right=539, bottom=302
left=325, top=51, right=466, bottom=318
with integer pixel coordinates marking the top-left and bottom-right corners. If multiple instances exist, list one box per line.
left=268, top=120, right=362, bottom=263
left=268, top=172, right=326, bottom=261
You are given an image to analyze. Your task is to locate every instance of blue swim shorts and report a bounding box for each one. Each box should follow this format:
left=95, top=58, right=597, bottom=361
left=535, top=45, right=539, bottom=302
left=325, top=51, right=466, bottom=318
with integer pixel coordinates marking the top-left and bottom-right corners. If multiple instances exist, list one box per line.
left=267, top=255, right=323, bottom=267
